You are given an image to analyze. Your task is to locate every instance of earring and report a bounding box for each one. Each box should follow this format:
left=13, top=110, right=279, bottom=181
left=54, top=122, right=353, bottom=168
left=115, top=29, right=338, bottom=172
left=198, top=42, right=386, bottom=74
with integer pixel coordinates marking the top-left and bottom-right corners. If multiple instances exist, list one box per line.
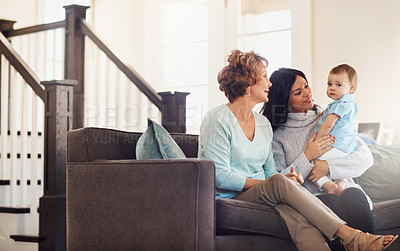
left=247, top=87, right=251, bottom=96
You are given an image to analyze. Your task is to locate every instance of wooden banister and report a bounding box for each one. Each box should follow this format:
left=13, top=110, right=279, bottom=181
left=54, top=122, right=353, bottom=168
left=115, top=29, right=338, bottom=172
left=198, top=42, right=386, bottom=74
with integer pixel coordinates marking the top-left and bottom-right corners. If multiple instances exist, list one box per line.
left=3, top=21, right=65, bottom=38
left=80, top=20, right=163, bottom=110
left=0, top=31, right=45, bottom=101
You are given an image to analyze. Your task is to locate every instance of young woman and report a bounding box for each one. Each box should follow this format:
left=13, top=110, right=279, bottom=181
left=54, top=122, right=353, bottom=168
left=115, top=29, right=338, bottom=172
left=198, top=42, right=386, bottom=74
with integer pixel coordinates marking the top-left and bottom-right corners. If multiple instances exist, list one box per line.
left=261, top=67, right=376, bottom=250
left=199, top=50, right=398, bottom=251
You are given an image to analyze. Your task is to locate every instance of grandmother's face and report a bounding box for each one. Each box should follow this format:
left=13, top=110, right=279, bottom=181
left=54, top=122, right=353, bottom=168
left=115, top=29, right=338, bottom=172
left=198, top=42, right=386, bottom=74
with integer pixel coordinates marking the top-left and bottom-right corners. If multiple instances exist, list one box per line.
left=250, top=64, right=272, bottom=103
left=288, top=75, right=314, bottom=113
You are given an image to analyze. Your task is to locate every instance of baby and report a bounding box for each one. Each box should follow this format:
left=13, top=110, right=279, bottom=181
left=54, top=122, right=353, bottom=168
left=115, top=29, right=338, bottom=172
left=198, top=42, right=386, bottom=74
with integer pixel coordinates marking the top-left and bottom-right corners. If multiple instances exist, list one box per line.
left=313, top=64, right=359, bottom=195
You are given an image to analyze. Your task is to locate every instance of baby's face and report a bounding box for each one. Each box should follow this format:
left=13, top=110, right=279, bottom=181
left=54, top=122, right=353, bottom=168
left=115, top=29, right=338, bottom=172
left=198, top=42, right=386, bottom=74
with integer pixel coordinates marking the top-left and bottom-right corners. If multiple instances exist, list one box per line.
left=326, top=72, right=355, bottom=100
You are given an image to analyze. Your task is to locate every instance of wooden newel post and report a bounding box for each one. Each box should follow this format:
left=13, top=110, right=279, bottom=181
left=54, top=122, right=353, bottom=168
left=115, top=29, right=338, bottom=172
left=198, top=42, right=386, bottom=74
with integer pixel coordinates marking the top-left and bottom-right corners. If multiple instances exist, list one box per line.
left=0, top=19, right=16, bottom=34
left=0, top=20, right=16, bottom=84
left=39, top=80, right=76, bottom=251
left=63, top=5, right=88, bottom=129
left=159, top=91, right=189, bottom=133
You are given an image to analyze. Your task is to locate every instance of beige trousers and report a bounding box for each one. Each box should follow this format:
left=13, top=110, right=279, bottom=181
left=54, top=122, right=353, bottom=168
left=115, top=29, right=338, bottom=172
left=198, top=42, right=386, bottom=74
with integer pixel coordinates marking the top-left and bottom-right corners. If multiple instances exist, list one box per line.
left=233, top=174, right=346, bottom=251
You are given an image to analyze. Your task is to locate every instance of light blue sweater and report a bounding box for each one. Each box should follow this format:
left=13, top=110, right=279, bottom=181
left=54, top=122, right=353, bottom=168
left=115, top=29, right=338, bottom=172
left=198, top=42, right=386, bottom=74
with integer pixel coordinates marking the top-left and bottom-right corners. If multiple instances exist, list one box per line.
left=199, top=104, right=278, bottom=199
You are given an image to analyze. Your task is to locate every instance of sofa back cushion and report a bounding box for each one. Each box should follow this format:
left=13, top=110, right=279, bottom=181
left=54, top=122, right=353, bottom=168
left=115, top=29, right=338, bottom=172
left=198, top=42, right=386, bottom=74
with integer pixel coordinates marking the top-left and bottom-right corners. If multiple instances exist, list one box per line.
left=67, top=127, right=199, bottom=162
left=357, top=144, right=400, bottom=202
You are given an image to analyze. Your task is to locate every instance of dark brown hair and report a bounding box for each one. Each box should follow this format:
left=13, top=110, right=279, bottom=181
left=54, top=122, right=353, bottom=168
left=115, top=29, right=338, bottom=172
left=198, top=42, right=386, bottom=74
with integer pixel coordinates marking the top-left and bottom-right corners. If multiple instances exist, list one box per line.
left=260, top=68, right=317, bottom=130
left=217, top=49, right=268, bottom=102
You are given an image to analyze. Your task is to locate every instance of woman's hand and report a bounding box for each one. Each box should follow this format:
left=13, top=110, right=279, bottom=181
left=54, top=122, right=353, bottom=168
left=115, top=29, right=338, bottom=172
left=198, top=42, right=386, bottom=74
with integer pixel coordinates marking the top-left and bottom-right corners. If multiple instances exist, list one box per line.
left=308, top=160, right=330, bottom=183
left=304, top=132, right=335, bottom=161
left=285, top=167, right=304, bottom=185
left=242, top=178, right=263, bottom=191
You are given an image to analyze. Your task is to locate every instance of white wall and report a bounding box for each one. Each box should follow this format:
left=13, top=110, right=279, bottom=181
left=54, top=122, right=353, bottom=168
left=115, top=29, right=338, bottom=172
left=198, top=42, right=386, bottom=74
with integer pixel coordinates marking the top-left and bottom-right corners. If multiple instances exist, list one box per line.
left=90, top=0, right=150, bottom=83
left=312, top=0, right=400, bottom=144
left=0, top=0, right=43, bottom=27
left=291, top=0, right=312, bottom=81
left=2, top=0, right=400, bottom=143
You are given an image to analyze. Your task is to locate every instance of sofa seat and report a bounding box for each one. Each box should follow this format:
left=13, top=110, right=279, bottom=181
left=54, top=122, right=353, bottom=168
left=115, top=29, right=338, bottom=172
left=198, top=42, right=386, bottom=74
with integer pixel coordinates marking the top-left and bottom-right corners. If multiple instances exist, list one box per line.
left=67, top=127, right=400, bottom=250
left=216, top=198, right=291, bottom=239
left=373, top=198, right=400, bottom=234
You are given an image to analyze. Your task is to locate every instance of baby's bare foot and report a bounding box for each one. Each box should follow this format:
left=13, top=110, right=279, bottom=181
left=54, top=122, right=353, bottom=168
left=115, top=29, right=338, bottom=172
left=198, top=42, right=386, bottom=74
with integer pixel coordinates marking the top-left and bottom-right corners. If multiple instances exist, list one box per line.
left=335, top=185, right=345, bottom=196
left=326, top=183, right=338, bottom=194
left=335, top=180, right=346, bottom=196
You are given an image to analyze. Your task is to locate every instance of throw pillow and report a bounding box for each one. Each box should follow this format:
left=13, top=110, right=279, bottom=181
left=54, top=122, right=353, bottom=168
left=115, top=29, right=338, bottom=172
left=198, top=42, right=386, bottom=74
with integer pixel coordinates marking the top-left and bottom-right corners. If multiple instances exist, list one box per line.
left=136, top=119, right=186, bottom=160
left=356, top=144, right=400, bottom=202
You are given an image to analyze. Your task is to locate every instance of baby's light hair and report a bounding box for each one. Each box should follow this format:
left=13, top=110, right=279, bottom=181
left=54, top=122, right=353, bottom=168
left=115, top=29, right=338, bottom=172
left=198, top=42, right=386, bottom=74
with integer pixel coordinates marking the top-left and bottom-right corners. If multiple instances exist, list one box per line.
left=330, top=64, right=358, bottom=85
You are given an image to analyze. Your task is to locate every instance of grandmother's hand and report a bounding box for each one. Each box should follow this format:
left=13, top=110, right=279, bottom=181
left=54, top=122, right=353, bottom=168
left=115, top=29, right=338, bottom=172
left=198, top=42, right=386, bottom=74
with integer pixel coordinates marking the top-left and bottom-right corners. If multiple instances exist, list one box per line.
left=285, top=167, right=304, bottom=185
left=308, top=160, right=330, bottom=183
left=304, top=133, right=335, bottom=161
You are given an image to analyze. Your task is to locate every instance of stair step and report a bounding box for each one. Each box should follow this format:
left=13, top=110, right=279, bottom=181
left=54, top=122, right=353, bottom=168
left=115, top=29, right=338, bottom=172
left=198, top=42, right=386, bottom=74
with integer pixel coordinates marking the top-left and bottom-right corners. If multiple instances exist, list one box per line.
left=10, top=234, right=43, bottom=243
left=0, top=206, right=30, bottom=214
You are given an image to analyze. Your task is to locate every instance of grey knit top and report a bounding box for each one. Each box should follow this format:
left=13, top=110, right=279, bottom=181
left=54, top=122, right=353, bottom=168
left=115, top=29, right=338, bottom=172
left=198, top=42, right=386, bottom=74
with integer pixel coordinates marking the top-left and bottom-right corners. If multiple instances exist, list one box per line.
left=272, top=106, right=373, bottom=208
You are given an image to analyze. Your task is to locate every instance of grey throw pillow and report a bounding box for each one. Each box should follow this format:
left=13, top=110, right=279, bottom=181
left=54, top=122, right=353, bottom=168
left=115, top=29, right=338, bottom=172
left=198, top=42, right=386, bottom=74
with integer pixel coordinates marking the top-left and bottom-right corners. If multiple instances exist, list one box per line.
left=136, top=119, right=186, bottom=159
left=356, top=144, right=400, bottom=202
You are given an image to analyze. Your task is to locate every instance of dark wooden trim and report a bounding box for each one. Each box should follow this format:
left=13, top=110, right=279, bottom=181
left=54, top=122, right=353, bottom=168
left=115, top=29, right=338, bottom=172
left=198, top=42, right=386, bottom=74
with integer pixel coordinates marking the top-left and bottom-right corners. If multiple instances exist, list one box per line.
left=10, top=234, right=44, bottom=243
left=0, top=130, right=42, bottom=136
left=0, top=207, right=30, bottom=214
left=0, top=20, right=16, bottom=33
left=0, top=179, right=42, bottom=185
left=80, top=20, right=162, bottom=110
left=39, top=80, right=76, bottom=251
left=0, top=180, right=10, bottom=185
left=0, top=32, right=45, bottom=101
left=4, top=21, right=65, bottom=38
left=64, top=5, right=88, bottom=129
left=159, top=91, right=189, bottom=133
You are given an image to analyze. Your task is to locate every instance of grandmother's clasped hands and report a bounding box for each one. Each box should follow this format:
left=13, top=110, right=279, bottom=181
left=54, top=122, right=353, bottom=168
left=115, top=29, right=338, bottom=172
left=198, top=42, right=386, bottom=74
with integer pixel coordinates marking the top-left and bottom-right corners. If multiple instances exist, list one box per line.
left=285, top=167, right=304, bottom=185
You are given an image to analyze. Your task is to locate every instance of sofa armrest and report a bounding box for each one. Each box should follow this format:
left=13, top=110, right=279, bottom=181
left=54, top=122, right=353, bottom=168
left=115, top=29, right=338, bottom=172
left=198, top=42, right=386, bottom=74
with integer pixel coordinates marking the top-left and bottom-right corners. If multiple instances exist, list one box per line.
left=67, top=159, right=215, bottom=251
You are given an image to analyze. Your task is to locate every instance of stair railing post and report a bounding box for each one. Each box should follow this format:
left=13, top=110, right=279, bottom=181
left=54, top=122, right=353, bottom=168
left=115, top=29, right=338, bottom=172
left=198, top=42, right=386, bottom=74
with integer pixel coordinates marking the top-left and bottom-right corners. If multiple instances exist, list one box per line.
left=63, top=5, right=88, bottom=129
left=0, top=19, right=16, bottom=35
left=39, top=80, right=76, bottom=251
left=0, top=19, right=16, bottom=95
left=158, top=91, right=189, bottom=133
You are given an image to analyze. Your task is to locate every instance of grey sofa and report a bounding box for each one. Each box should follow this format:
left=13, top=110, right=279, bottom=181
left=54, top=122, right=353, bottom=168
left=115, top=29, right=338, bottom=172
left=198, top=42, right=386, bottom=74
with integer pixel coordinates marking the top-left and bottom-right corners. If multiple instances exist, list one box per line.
left=66, top=127, right=400, bottom=251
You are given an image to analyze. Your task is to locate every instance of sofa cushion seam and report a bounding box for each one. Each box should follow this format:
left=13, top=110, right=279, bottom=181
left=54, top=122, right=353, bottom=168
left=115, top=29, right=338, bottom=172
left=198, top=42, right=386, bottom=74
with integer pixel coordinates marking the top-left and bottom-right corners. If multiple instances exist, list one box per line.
left=217, top=203, right=280, bottom=215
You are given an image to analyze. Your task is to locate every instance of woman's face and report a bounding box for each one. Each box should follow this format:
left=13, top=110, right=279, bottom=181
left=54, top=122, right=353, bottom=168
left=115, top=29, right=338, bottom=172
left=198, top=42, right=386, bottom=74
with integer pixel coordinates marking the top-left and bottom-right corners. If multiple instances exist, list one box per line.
left=288, top=75, right=314, bottom=113
left=251, top=65, right=272, bottom=103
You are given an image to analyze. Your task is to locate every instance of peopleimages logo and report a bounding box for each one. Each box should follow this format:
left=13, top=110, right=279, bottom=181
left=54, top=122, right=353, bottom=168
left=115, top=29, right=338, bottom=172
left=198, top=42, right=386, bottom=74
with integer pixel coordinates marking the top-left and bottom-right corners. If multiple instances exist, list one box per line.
left=84, top=103, right=210, bottom=132
left=83, top=103, right=278, bottom=132
left=81, top=132, right=141, bottom=144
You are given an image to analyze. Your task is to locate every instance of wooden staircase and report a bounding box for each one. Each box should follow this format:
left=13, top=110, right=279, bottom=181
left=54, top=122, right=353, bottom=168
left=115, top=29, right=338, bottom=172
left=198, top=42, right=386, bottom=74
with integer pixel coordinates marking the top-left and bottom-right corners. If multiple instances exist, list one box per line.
left=0, top=75, right=45, bottom=249
left=0, top=4, right=188, bottom=251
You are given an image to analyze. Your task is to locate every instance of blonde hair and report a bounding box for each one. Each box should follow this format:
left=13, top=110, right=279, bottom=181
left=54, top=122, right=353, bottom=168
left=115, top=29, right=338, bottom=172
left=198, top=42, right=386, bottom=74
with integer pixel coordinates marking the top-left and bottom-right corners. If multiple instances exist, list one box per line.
left=217, top=49, right=268, bottom=102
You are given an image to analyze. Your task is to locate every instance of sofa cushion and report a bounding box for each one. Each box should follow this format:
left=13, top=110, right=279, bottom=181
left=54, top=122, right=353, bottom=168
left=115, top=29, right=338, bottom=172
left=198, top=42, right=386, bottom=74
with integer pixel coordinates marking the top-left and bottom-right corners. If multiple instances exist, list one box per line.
left=372, top=198, right=400, bottom=233
left=215, top=235, right=297, bottom=251
left=216, top=198, right=291, bottom=240
left=357, top=144, right=400, bottom=202
left=136, top=119, right=186, bottom=159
